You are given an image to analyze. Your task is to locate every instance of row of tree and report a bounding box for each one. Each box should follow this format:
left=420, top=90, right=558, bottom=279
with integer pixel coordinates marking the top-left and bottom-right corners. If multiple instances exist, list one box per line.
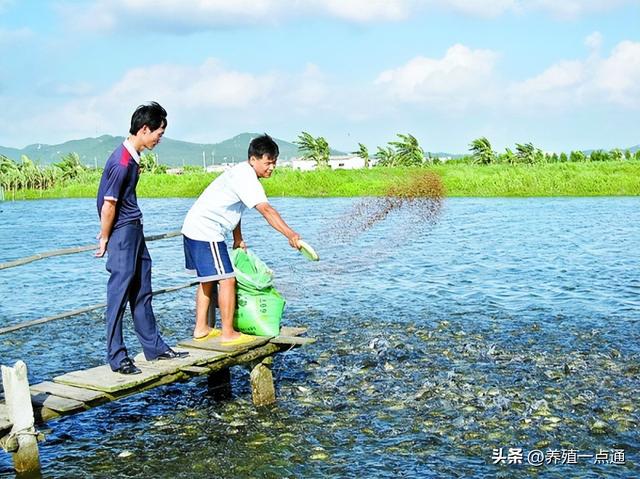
left=295, top=132, right=640, bottom=168
left=295, top=132, right=429, bottom=168
left=468, top=137, right=640, bottom=165
left=0, top=152, right=162, bottom=197
left=0, top=153, right=89, bottom=197
left=1, top=133, right=638, bottom=195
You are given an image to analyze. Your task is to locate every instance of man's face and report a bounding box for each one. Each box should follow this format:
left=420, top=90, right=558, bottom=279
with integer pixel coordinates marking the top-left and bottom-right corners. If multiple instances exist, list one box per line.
left=141, top=124, right=165, bottom=151
left=250, top=154, right=277, bottom=178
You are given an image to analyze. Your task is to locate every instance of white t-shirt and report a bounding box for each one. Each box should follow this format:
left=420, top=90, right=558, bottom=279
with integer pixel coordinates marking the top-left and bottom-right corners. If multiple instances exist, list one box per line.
left=181, top=162, right=268, bottom=241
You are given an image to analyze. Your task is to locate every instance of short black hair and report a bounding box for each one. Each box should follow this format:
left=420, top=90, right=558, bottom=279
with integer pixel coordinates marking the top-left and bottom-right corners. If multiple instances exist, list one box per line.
left=248, top=134, right=279, bottom=160
left=129, top=101, right=167, bottom=135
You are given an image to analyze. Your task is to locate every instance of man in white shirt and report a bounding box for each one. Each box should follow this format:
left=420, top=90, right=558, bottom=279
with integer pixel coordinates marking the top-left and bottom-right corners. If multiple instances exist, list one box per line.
left=181, top=134, right=301, bottom=343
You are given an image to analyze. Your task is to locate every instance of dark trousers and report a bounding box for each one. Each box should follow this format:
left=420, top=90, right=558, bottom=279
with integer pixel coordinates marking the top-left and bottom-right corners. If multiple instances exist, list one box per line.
left=105, top=222, right=168, bottom=369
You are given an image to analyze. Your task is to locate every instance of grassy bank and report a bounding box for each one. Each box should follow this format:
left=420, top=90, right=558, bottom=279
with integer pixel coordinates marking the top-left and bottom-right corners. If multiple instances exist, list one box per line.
left=10, top=161, right=640, bottom=200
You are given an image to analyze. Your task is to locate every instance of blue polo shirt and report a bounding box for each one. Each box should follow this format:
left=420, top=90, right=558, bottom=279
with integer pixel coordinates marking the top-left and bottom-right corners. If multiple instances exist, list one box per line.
left=96, top=141, right=142, bottom=229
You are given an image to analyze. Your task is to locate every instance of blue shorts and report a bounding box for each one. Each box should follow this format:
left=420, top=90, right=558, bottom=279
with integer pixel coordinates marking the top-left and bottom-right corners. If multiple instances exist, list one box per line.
left=183, top=236, right=235, bottom=282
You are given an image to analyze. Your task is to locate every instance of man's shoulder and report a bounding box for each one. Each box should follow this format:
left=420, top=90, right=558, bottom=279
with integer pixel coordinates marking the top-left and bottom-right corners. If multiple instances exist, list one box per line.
left=231, top=161, right=260, bottom=180
left=106, top=144, right=133, bottom=168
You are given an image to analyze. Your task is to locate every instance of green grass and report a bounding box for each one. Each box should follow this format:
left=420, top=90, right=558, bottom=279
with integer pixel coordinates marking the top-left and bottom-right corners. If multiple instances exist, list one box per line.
left=432, top=161, right=640, bottom=197
left=10, top=161, right=640, bottom=200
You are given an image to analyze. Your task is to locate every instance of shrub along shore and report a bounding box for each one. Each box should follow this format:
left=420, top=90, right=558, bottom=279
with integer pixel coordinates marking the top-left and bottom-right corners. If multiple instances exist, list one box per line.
left=7, top=161, right=640, bottom=200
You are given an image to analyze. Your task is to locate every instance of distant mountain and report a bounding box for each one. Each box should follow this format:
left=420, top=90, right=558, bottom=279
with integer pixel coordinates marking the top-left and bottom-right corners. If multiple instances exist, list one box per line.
left=0, top=133, right=346, bottom=167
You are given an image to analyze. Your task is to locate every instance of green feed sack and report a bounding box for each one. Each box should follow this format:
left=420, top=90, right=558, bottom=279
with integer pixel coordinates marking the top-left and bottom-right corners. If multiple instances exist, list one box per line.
left=234, top=287, right=285, bottom=336
left=231, top=248, right=286, bottom=336
left=231, top=248, right=274, bottom=293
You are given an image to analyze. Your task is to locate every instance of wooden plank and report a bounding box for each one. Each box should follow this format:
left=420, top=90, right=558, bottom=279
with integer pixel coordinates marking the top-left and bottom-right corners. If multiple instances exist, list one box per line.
left=53, top=364, right=166, bottom=393
left=54, top=347, right=225, bottom=393
left=31, top=381, right=107, bottom=403
left=30, top=392, right=85, bottom=413
left=133, top=347, right=228, bottom=375
left=279, top=326, right=308, bottom=337
left=179, top=335, right=272, bottom=353
left=271, top=336, right=317, bottom=346
left=179, top=366, right=210, bottom=375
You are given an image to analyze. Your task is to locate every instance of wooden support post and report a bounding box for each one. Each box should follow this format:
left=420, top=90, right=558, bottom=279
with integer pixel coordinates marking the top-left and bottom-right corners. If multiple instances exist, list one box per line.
left=249, top=357, right=276, bottom=407
left=207, top=368, right=231, bottom=401
left=1, top=361, right=41, bottom=475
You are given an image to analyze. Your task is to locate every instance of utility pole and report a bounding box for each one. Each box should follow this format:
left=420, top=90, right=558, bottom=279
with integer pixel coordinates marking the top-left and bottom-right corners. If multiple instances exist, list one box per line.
left=202, top=151, right=206, bottom=170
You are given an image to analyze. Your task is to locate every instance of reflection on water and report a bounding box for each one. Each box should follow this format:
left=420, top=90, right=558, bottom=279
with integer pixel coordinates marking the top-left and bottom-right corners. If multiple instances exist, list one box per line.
left=0, top=197, right=639, bottom=478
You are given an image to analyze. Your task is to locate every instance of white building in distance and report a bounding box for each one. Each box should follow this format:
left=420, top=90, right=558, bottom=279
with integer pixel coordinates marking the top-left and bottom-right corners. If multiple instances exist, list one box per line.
left=291, top=155, right=366, bottom=171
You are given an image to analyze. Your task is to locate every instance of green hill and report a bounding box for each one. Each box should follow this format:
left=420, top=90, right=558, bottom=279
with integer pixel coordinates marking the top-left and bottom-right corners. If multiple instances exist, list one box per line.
left=0, top=133, right=345, bottom=167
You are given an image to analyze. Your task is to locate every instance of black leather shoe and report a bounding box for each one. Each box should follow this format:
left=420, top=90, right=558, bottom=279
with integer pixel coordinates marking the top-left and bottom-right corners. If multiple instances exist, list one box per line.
left=156, top=348, right=189, bottom=360
left=114, top=357, right=141, bottom=375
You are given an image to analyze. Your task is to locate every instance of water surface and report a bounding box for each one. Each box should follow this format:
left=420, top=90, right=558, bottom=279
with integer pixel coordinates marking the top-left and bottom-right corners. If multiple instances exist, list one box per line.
left=0, top=197, right=638, bottom=478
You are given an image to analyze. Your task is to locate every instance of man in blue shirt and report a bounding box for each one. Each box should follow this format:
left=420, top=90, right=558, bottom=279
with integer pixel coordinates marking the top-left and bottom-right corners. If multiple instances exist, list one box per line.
left=96, top=102, right=187, bottom=375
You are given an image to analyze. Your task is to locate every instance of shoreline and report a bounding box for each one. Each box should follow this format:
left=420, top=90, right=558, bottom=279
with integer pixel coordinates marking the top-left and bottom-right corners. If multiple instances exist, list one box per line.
left=4, top=161, right=639, bottom=200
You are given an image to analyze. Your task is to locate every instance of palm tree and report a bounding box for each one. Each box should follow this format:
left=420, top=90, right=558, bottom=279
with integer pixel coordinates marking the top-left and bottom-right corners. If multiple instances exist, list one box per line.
left=0, top=155, right=18, bottom=195
left=570, top=150, right=586, bottom=162
left=352, top=143, right=370, bottom=168
left=610, top=148, right=623, bottom=161
left=315, top=137, right=330, bottom=169
left=140, top=153, right=166, bottom=174
left=55, top=152, right=86, bottom=182
left=374, top=146, right=396, bottom=167
left=18, top=155, right=41, bottom=190
left=294, top=132, right=330, bottom=169
left=515, top=143, right=536, bottom=164
left=388, top=134, right=424, bottom=166
left=469, top=137, right=495, bottom=165
left=498, top=148, right=517, bottom=165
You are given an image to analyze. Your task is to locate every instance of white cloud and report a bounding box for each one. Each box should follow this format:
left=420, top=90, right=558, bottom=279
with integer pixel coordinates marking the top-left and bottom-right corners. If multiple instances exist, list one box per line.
left=375, top=44, right=500, bottom=108
left=0, top=58, right=337, bottom=145
left=508, top=60, right=585, bottom=109
left=59, top=0, right=411, bottom=32
left=528, top=0, right=634, bottom=20
left=585, top=31, right=603, bottom=51
left=58, top=0, right=296, bottom=32
left=508, top=38, right=640, bottom=110
left=107, top=59, right=278, bottom=109
left=434, top=0, right=518, bottom=18
left=593, top=40, right=640, bottom=107
left=284, top=63, right=331, bottom=110
left=59, top=0, right=638, bottom=31
left=3, top=36, right=639, bottom=149
left=322, top=0, right=410, bottom=22
left=373, top=36, right=640, bottom=116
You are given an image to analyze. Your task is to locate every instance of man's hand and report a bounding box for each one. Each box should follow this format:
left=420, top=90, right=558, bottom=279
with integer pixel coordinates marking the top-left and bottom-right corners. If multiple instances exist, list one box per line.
left=97, top=200, right=116, bottom=258
left=288, top=233, right=301, bottom=249
left=233, top=239, right=247, bottom=251
left=95, top=234, right=108, bottom=258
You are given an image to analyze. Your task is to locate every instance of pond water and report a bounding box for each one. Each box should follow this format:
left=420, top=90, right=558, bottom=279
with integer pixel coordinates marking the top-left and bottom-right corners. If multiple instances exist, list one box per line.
left=0, top=197, right=639, bottom=478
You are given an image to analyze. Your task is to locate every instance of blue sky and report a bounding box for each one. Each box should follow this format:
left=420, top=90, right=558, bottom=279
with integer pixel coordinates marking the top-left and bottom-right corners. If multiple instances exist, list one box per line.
left=0, top=0, right=638, bottom=154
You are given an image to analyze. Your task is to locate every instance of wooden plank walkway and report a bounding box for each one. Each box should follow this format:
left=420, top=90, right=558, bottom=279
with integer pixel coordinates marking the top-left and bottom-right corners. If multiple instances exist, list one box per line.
left=0, top=327, right=315, bottom=438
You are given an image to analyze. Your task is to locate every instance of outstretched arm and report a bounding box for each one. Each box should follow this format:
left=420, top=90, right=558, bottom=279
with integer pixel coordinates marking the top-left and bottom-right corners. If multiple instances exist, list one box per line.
left=255, top=202, right=301, bottom=249
left=96, top=199, right=116, bottom=257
